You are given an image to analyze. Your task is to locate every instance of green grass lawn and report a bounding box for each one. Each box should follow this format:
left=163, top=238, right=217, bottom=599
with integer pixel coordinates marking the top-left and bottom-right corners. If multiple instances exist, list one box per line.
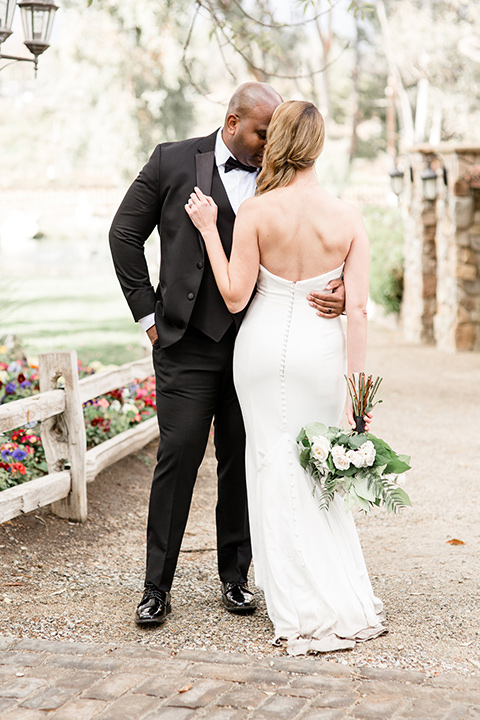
left=1, top=254, right=148, bottom=367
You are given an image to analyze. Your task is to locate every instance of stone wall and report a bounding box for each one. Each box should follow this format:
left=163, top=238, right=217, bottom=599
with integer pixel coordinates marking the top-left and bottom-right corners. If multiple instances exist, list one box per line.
left=402, top=145, right=480, bottom=352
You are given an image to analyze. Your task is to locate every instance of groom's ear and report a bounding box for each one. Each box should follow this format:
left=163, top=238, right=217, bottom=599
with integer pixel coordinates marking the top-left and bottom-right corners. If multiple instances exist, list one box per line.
left=225, top=113, right=239, bottom=136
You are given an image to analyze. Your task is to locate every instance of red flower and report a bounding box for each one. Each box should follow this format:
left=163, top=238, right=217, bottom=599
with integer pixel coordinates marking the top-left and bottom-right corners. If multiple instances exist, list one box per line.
left=10, top=463, right=27, bottom=475
left=17, top=373, right=26, bottom=383
left=0, top=462, right=9, bottom=471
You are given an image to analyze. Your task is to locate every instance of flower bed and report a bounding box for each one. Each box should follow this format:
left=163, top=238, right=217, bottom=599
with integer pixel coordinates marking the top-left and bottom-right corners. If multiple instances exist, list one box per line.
left=0, top=345, right=156, bottom=491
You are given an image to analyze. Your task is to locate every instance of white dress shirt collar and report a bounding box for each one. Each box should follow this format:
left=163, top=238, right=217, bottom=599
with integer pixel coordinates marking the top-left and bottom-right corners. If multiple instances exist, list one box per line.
left=214, top=129, right=258, bottom=215
left=215, top=129, right=234, bottom=170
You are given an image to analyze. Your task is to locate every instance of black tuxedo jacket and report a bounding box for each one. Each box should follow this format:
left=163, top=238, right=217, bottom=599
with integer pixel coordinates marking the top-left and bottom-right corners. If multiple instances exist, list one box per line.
left=109, top=130, right=246, bottom=348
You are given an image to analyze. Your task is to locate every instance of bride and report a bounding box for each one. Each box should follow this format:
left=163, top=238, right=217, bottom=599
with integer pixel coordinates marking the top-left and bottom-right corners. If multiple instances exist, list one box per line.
left=186, top=100, right=387, bottom=656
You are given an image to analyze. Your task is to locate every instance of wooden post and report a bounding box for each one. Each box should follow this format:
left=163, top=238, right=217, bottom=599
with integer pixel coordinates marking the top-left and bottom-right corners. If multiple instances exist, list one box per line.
left=38, top=351, right=87, bottom=522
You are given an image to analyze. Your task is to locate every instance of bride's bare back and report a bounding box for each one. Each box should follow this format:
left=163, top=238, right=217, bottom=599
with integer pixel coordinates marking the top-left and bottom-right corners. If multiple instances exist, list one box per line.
left=249, top=173, right=361, bottom=282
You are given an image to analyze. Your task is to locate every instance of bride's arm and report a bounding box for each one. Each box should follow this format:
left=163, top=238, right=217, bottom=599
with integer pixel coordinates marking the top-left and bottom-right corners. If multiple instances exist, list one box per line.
left=186, top=187, right=260, bottom=313
left=343, top=209, right=370, bottom=427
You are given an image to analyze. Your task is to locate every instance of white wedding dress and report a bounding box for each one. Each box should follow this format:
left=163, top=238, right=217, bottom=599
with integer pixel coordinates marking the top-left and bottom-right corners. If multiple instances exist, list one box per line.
left=233, top=264, right=386, bottom=656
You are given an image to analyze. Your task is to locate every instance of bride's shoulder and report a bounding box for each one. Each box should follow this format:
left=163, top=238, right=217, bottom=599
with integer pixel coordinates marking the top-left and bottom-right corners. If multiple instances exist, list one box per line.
left=237, top=193, right=272, bottom=216
left=318, top=189, right=363, bottom=222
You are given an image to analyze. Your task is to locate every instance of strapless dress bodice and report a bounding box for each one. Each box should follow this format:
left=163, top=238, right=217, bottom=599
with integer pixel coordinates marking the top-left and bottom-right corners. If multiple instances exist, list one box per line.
left=257, top=264, right=345, bottom=303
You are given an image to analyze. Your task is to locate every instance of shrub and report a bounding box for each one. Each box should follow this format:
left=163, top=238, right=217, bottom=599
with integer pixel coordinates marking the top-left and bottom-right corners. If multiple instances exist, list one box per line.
left=363, top=205, right=404, bottom=315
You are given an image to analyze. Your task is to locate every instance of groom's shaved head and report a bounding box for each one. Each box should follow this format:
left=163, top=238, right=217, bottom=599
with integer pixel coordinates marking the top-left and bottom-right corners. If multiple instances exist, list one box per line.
left=226, top=82, right=282, bottom=119
left=222, top=82, right=282, bottom=168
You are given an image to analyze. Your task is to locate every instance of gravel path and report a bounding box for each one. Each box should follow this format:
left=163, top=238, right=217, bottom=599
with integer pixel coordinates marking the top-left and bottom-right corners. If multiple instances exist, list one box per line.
left=0, top=324, right=479, bottom=678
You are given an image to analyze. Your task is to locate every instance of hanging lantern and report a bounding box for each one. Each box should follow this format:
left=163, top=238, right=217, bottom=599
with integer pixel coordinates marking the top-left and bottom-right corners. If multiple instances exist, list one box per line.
left=421, top=163, right=438, bottom=202
left=17, top=0, right=58, bottom=59
left=0, top=0, right=17, bottom=45
left=389, top=166, right=405, bottom=197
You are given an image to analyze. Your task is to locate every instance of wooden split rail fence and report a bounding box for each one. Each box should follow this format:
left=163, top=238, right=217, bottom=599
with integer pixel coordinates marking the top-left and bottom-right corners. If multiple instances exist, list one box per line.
left=0, top=351, right=159, bottom=525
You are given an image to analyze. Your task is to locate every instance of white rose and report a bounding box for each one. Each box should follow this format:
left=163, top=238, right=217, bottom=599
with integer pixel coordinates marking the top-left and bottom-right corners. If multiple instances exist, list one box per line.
left=311, top=435, right=330, bottom=463
left=331, top=445, right=351, bottom=471
left=358, top=440, right=376, bottom=467
left=346, top=449, right=365, bottom=469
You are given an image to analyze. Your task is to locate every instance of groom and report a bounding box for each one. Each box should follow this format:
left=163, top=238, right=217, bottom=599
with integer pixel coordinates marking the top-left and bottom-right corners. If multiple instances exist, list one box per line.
left=109, top=82, right=345, bottom=626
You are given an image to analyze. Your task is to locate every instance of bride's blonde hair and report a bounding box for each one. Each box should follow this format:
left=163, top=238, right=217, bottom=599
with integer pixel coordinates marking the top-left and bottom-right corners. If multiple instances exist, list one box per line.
left=256, top=100, right=325, bottom=196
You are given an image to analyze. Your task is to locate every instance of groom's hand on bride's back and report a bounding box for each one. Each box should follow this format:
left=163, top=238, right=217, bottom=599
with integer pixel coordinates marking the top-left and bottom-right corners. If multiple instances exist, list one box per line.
left=307, top=278, right=345, bottom=318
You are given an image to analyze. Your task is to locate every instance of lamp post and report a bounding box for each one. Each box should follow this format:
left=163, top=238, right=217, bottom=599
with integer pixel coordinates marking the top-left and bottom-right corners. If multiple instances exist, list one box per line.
left=0, top=0, right=58, bottom=75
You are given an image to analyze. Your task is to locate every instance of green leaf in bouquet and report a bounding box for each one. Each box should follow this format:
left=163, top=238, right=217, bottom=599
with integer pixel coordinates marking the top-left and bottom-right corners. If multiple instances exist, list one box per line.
left=367, top=433, right=393, bottom=452
left=352, top=475, right=377, bottom=502
left=345, top=486, right=371, bottom=513
left=373, top=449, right=392, bottom=468
left=340, top=465, right=358, bottom=477
left=384, top=456, right=411, bottom=475
left=296, top=428, right=308, bottom=444
left=299, top=447, right=311, bottom=469
left=375, top=477, right=412, bottom=513
left=347, top=434, right=369, bottom=449
left=344, top=490, right=356, bottom=513
left=392, top=487, right=412, bottom=507
left=326, top=455, right=336, bottom=473
left=304, top=422, right=328, bottom=441
left=398, top=454, right=411, bottom=467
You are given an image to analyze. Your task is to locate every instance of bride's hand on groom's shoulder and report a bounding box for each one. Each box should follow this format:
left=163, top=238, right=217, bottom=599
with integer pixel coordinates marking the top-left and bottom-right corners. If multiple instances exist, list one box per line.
left=307, top=278, right=345, bottom=318
left=185, top=187, right=218, bottom=233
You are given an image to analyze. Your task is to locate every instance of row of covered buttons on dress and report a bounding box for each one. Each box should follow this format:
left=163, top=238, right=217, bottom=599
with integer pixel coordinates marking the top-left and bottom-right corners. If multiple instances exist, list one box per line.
left=287, top=439, right=306, bottom=568
left=281, top=282, right=305, bottom=567
left=280, top=282, right=296, bottom=429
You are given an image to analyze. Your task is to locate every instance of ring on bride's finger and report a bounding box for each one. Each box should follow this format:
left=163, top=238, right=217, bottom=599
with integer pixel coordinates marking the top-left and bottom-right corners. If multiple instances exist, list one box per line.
left=328, top=308, right=332, bottom=314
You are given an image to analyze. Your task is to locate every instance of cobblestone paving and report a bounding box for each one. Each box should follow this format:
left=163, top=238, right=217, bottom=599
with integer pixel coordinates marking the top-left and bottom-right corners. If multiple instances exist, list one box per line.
left=0, top=635, right=479, bottom=719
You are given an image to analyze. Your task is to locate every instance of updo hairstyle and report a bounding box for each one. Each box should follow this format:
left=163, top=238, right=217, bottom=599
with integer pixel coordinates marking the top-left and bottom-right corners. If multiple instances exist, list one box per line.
left=256, top=100, right=325, bottom=196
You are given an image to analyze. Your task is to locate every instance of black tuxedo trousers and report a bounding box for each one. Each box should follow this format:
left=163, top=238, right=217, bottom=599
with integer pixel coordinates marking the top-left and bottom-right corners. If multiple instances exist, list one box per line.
left=147, top=325, right=251, bottom=591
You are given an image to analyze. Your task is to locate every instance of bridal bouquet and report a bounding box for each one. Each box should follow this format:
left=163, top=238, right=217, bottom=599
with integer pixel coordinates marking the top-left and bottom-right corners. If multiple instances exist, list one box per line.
left=296, top=374, right=411, bottom=514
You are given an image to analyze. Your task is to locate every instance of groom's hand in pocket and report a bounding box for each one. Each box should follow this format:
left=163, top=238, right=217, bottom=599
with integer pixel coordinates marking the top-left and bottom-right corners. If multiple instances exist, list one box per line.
left=146, top=325, right=159, bottom=346
left=307, top=277, right=345, bottom=318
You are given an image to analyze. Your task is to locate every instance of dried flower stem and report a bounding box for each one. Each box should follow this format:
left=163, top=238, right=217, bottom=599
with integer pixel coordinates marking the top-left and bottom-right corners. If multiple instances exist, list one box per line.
left=345, top=373, right=383, bottom=418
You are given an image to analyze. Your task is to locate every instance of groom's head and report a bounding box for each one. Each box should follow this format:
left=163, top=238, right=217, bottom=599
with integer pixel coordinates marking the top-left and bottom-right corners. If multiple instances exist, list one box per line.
left=222, top=83, right=282, bottom=169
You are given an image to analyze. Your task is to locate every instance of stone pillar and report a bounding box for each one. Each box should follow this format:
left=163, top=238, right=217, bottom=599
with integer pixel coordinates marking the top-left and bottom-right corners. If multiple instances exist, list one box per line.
left=435, top=149, right=480, bottom=351
left=401, top=149, right=437, bottom=344
left=402, top=145, right=480, bottom=352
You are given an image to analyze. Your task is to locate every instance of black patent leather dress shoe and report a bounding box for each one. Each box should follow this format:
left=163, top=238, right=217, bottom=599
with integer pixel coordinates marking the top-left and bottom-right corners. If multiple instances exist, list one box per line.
left=135, top=584, right=172, bottom=626
left=221, top=582, right=257, bottom=614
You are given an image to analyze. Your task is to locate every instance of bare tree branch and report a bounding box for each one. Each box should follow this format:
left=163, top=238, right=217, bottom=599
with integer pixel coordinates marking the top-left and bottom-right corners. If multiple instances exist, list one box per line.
left=196, top=0, right=349, bottom=81
left=228, top=0, right=343, bottom=29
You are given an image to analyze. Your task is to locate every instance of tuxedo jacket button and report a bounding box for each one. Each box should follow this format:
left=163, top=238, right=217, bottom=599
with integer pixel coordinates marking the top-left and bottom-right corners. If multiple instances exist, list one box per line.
left=187, top=292, right=195, bottom=300
left=197, top=262, right=204, bottom=269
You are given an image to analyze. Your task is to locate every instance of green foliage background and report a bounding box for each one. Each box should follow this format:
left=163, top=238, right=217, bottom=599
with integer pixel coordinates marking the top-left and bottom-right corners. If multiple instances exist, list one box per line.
left=364, top=206, right=404, bottom=315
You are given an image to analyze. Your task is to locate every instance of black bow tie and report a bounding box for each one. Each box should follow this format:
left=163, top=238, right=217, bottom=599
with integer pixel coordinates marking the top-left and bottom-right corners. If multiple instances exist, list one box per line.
left=224, top=156, right=258, bottom=174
